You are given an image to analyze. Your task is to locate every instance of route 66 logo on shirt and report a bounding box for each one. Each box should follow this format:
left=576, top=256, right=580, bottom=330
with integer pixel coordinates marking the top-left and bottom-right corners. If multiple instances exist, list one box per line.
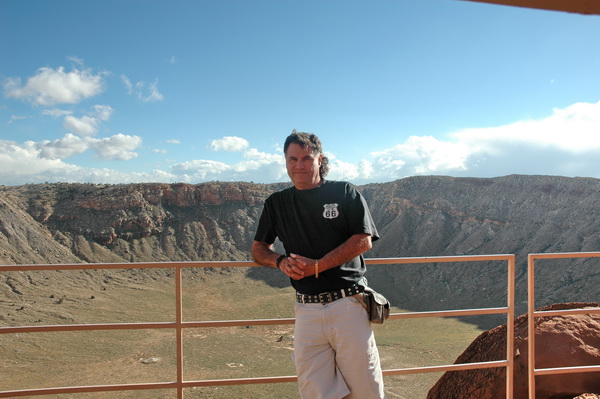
left=323, top=203, right=339, bottom=219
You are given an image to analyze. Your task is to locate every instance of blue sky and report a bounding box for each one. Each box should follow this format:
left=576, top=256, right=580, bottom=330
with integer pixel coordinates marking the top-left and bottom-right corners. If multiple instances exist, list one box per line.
left=2, top=0, right=600, bottom=186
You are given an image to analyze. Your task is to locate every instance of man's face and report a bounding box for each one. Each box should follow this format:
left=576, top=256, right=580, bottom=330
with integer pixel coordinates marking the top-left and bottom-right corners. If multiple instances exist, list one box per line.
left=285, top=142, right=322, bottom=190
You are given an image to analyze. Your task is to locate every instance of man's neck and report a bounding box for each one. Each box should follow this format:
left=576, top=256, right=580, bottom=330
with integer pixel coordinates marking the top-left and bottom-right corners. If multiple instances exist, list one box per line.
left=294, top=178, right=323, bottom=191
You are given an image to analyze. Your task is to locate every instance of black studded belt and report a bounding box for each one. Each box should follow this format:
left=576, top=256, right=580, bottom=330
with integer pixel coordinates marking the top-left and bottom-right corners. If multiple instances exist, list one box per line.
left=295, top=284, right=364, bottom=304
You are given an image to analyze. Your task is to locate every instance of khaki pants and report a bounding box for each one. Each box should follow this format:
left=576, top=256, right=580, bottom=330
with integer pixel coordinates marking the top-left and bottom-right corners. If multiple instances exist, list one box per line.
left=293, top=295, right=385, bottom=399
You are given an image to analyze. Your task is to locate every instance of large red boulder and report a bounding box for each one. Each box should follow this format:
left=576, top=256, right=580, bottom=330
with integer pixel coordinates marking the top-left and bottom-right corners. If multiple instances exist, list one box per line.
left=427, top=303, right=600, bottom=399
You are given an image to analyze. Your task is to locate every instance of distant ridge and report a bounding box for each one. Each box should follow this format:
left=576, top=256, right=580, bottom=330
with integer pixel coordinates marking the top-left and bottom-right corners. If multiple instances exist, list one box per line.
left=1, top=175, right=598, bottom=327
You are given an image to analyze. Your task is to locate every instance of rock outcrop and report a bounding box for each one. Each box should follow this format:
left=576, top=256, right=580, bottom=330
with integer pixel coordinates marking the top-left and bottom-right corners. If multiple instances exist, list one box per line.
left=427, top=303, right=600, bottom=399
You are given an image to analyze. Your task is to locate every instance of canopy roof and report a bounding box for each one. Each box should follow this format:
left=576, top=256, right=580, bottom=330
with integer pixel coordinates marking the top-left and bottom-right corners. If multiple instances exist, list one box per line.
left=463, top=0, right=600, bottom=15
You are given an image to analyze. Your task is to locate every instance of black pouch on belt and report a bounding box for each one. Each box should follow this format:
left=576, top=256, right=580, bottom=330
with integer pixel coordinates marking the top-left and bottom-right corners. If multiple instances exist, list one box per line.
left=363, top=287, right=390, bottom=324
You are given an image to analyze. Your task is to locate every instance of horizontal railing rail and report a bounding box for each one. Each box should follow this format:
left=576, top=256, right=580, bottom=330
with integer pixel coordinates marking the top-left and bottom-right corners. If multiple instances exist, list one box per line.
left=527, top=252, right=600, bottom=399
left=1, top=254, right=515, bottom=398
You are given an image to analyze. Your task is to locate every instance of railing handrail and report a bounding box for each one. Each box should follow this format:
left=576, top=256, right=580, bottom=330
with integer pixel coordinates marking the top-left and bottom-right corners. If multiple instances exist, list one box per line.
left=1, top=254, right=515, bottom=398
left=527, top=252, right=600, bottom=398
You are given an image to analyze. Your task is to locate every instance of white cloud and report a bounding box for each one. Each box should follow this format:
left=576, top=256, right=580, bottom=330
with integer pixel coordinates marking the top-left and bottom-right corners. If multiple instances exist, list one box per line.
left=36, top=134, right=89, bottom=159
left=64, top=115, right=100, bottom=136
left=4, top=100, right=600, bottom=185
left=63, top=105, right=114, bottom=136
left=121, top=75, right=133, bottom=94
left=168, top=147, right=286, bottom=183
left=1, top=131, right=142, bottom=163
left=91, top=133, right=142, bottom=160
left=171, top=159, right=231, bottom=180
left=0, top=140, right=79, bottom=181
left=92, top=104, right=113, bottom=121
left=328, top=159, right=374, bottom=181
left=452, top=101, right=600, bottom=153
left=143, top=81, right=164, bottom=102
left=210, top=136, right=249, bottom=152
left=357, top=159, right=374, bottom=179
left=243, top=148, right=281, bottom=163
left=166, top=139, right=180, bottom=144
left=0, top=136, right=180, bottom=185
left=0, top=151, right=175, bottom=185
left=8, top=115, right=30, bottom=124
left=120, top=75, right=164, bottom=103
left=0, top=131, right=142, bottom=185
left=67, top=56, right=85, bottom=67
left=362, top=100, right=600, bottom=181
left=234, top=148, right=286, bottom=180
left=42, top=109, right=73, bottom=118
left=3, top=66, right=104, bottom=106
left=370, top=136, right=469, bottom=179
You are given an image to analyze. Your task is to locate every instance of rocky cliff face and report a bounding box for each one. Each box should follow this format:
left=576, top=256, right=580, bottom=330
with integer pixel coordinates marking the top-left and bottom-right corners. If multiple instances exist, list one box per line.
left=0, top=182, right=283, bottom=265
left=1, top=175, right=599, bottom=325
left=360, top=175, right=600, bottom=321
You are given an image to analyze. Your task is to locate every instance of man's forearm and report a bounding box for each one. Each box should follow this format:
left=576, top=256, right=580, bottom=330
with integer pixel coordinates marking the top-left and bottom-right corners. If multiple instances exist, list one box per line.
left=319, top=233, right=372, bottom=272
left=251, top=240, right=281, bottom=268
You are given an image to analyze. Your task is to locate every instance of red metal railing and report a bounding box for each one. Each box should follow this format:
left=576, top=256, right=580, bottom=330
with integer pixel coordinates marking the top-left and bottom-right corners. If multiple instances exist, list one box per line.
left=527, top=252, right=600, bottom=399
left=369, top=255, right=515, bottom=398
left=1, top=255, right=515, bottom=398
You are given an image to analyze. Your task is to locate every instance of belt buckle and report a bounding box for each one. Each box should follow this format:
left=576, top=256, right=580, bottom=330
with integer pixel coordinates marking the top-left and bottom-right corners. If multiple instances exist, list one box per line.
left=318, top=292, right=332, bottom=304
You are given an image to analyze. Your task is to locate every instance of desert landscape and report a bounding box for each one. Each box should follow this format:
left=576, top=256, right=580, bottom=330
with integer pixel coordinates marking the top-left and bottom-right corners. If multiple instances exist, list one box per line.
left=1, top=175, right=600, bottom=397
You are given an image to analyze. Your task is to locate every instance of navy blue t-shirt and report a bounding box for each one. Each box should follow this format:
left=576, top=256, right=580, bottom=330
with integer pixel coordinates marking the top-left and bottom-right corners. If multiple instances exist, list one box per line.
left=254, top=180, right=379, bottom=294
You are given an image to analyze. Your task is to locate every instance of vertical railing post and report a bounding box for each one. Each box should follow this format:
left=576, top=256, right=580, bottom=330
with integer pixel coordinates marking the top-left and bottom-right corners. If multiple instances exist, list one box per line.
left=527, top=254, right=536, bottom=398
left=506, top=256, right=515, bottom=398
left=176, top=266, right=184, bottom=399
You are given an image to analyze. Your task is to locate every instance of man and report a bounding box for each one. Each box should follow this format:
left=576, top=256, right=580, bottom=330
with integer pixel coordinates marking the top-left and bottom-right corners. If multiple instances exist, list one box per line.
left=252, top=130, right=385, bottom=399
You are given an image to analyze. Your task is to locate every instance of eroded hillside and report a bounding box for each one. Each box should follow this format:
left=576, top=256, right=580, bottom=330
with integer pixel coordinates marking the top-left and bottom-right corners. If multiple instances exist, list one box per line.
left=1, top=175, right=599, bottom=325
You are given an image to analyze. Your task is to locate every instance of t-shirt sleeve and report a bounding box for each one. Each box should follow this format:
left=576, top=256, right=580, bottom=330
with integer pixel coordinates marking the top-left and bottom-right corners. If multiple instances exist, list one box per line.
left=346, top=184, right=380, bottom=242
left=253, top=199, right=277, bottom=244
